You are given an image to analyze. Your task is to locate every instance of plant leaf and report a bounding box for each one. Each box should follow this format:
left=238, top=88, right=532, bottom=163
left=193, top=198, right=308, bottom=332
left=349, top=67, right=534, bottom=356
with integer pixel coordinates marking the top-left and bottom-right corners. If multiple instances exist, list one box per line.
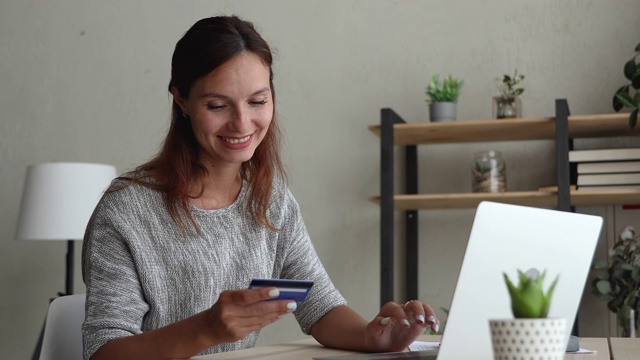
left=594, top=269, right=610, bottom=280
left=541, top=275, right=559, bottom=317
left=633, top=75, right=640, bottom=90
left=630, top=109, right=638, bottom=129
left=624, top=58, right=637, bottom=81
left=632, top=266, right=640, bottom=281
left=616, top=92, right=636, bottom=108
left=613, top=86, right=629, bottom=111
left=596, top=280, right=612, bottom=294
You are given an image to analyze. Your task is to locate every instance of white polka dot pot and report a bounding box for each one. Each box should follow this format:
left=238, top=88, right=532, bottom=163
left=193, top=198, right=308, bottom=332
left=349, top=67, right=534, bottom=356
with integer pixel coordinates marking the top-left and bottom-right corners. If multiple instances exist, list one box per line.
left=489, top=318, right=567, bottom=360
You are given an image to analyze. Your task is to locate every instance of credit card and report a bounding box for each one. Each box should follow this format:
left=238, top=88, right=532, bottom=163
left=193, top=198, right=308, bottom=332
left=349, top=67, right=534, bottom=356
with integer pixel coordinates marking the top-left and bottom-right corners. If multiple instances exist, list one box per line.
left=248, top=278, right=314, bottom=302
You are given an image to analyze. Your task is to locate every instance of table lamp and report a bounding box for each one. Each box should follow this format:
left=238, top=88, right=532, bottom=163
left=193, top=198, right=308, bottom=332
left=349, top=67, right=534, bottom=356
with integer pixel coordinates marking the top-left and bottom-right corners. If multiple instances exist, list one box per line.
left=15, top=162, right=117, bottom=296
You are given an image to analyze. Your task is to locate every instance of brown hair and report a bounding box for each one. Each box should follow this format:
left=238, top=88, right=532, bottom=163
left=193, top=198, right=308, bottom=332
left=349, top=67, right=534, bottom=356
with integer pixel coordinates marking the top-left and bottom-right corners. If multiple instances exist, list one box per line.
left=118, top=16, right=285, bottom=232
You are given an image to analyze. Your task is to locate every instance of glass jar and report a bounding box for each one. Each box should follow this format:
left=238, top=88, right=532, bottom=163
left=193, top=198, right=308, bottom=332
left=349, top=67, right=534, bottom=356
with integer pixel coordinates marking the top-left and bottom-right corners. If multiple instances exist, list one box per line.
left=493, top=96, right=522, bottom=119
left=497, top=98, right=517, bottom=118
left=472, top=150, right=506, bottom=193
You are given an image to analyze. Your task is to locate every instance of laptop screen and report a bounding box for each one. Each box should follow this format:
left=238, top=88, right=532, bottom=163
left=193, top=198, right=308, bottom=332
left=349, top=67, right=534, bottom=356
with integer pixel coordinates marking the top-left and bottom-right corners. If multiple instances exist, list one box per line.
left=437, top=201, right=602, bottom=360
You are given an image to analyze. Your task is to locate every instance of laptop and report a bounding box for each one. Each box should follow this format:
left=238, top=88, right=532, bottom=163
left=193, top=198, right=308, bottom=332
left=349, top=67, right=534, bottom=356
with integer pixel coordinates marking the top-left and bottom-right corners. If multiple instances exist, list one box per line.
left=315, top=201, right=603, bottom=360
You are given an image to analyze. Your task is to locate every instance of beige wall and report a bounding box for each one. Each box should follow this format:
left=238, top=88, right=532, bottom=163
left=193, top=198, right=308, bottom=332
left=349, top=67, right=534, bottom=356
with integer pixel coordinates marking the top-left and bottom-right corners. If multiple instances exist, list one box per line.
left=1, top=0, right=640, bottom=358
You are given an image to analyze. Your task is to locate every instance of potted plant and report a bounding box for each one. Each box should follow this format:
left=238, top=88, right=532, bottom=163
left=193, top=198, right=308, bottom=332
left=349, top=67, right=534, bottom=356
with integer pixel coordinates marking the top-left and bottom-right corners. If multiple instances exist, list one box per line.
left=591, top=226, right=639, bottom=337
left=425, top=73, right=464, bottom=122
left=489, top=268, right=566, bottom=360
left=494, top=69, right=525, bottom=119
left=612, top=42, right=640, bottom=129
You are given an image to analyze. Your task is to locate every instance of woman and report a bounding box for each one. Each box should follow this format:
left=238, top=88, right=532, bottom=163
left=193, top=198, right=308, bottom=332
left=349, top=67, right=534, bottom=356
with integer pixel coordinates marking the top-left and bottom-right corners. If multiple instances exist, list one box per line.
left=82, top=15, right=438, bottom=360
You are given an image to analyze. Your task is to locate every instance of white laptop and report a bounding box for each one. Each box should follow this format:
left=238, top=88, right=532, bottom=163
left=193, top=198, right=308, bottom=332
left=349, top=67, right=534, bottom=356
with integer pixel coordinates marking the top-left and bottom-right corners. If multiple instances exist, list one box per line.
left=316, top=201, right=603, bottom=360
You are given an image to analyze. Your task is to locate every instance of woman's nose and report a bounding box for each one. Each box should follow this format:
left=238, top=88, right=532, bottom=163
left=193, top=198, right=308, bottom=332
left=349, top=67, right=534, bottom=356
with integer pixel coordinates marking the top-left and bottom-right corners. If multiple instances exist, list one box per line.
left=230, top=107, right=250, bottom=131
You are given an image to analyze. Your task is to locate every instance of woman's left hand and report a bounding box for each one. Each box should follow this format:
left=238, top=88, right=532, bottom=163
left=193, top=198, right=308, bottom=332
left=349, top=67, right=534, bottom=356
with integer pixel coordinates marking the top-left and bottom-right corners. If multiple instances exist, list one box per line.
left=364, top=300, right=439, bottom=352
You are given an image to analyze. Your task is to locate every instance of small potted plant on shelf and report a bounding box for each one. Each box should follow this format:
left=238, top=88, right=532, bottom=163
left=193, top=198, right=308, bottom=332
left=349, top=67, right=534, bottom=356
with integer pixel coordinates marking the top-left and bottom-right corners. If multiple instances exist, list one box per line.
left=591, top=226, right=639, bottom=337
left=612, top=42, right=640, bottom=129
left=494, top=69, right=525, bottom=119
left=489, top=268, right=566, bottom=360
left=425, top=73, right=464, bottom=122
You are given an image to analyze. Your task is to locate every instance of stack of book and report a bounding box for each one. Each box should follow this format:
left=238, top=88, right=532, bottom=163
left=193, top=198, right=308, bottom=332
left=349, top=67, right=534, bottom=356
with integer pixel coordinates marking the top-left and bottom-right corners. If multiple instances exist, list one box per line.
left=569, top=148, right=640, bottom=190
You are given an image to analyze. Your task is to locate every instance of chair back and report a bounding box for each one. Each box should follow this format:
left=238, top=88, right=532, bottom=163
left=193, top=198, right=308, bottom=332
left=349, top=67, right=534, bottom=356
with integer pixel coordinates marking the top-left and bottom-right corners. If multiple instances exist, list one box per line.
left=39, top=294, right=86, bottom=360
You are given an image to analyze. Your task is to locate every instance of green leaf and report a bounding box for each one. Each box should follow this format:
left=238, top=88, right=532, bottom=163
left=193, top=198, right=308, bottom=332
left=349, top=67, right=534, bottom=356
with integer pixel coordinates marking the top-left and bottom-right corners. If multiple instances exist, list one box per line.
left=541, top=274, right=559, bottom=317
left=596, top=280, right=612, bottom=294
left=635, top=42, right=640, bottom=52
left=632, top=75, right=640, bottom=90
left=624, top=58, right=637, bottom=81
left=613, top=85, right=629, bottom=111
left=613, top=96, right=623, bottom=112
left=611, top=295, right=625, bottom=309
left=594, top=269, right=610, bottom=280
left=630, top=109, right=638, bottom=129
left=616, top=92, right=636, bottom=108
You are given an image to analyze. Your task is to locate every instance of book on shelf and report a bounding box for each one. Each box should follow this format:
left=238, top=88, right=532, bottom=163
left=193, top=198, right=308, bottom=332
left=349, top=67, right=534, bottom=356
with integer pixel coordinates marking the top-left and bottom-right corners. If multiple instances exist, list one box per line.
left=576, top=172, right=640, bottom=186
left=569, top=148, right=640, bottom=163
left=576, top=160, right=640, bottom=174
left=538, top=184, right=640, bottom=192
left=576, top=184, right=640, bottom=191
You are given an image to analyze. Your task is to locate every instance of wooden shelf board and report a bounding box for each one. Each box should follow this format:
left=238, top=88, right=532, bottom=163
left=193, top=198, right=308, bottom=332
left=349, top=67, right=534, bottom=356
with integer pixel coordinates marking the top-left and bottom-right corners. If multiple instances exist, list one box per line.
left=368, top=189, right=640, bottom=210
left=368, top=113, right=638, bottom=145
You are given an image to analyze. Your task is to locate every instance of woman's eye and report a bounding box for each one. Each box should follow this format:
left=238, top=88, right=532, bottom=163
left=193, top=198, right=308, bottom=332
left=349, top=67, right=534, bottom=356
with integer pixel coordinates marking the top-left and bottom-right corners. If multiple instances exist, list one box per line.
left=207, top=104, right=226, bottom=110
left=251, top=99, right=268, bottom=106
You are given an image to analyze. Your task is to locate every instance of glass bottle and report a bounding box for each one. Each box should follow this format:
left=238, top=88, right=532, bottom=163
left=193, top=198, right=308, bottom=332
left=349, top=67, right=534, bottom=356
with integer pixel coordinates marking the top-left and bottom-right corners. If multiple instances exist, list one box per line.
left=472, top=150, right=506, bottom=193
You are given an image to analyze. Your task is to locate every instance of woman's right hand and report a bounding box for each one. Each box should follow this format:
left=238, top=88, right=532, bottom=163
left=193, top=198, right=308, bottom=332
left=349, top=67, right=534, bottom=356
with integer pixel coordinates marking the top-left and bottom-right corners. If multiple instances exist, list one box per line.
left=205, top=287, right=297, bottom=343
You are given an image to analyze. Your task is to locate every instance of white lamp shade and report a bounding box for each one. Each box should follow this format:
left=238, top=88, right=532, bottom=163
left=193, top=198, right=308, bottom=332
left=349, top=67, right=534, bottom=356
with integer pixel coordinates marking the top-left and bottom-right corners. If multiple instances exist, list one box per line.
left=15, top=162, right=117, bottom=241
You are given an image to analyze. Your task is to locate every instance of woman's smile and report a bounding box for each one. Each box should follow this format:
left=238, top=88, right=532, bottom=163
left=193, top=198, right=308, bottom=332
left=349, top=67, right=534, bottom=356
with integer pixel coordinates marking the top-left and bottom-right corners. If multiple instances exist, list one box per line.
left=219, top=133, right=254, bottom=149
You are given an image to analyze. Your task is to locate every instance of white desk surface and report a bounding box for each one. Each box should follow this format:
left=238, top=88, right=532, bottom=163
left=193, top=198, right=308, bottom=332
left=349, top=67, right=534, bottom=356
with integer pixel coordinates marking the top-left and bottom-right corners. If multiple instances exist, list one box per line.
left=190, top=335, right=629, bottom=360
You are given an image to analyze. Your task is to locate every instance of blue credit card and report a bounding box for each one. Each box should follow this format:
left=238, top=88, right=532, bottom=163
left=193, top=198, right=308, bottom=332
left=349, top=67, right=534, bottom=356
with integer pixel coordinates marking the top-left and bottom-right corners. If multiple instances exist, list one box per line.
left=248, top=278, right=314, bottom=302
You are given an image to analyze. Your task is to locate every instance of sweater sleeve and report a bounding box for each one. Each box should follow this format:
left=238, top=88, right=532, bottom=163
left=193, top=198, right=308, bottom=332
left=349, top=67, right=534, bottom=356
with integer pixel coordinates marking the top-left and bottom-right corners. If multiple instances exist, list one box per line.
left=276, top=188, right=347, bottom=335
left=81, top=193, right=148, bottom=360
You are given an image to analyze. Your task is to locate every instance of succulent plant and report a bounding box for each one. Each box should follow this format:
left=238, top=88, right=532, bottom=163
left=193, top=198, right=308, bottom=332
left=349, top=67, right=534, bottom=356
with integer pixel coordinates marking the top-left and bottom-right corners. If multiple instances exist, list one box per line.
left=425, top=74, right=464, bottom=104
left=503, top=268, right=559, bottom=318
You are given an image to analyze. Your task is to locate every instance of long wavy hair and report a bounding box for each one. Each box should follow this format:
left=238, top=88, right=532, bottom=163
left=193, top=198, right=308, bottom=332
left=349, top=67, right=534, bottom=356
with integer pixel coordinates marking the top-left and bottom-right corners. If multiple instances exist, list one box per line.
left=117, top=16, right=286, bottom=232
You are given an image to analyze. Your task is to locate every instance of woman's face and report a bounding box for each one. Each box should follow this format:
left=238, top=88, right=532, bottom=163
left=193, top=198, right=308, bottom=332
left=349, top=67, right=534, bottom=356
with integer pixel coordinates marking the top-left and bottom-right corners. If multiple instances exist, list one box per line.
left=174, top=52, right=273, bottom=169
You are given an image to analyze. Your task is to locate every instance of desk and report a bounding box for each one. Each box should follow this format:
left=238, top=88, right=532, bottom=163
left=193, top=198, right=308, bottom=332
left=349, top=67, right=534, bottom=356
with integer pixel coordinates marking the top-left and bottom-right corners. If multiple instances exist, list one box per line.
left=191, top=336, right=638, bottom=360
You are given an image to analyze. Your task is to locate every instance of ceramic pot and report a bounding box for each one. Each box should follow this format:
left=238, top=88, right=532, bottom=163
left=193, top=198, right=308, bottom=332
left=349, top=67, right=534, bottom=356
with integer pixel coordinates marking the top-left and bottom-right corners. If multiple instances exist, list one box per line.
left=429, top=102, right=457, bottom=122
left=489, top=318, right=566, bottom=360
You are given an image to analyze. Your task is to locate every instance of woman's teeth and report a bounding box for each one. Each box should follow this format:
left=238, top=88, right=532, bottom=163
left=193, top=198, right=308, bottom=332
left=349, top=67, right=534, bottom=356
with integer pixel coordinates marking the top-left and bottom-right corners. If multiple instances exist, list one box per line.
left=222, top=135, right=250, bottom=144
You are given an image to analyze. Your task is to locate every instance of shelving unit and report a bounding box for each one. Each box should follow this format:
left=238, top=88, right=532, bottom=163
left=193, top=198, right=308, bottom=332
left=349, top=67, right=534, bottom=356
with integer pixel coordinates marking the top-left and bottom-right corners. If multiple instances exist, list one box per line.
left=370, top=99, right=640, bottom=307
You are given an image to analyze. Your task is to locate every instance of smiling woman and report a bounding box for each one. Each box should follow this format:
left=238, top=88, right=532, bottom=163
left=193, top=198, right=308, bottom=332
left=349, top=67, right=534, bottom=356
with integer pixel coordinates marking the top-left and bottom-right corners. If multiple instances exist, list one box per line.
left=81, top=15, right=438, bottom=360
left=172, top=52, right=274, bottom=172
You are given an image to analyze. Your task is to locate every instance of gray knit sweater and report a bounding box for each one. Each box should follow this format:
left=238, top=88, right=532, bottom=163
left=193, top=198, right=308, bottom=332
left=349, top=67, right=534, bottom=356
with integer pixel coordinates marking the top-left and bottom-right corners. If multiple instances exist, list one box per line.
left=81, top=178, right=346, bottom=359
